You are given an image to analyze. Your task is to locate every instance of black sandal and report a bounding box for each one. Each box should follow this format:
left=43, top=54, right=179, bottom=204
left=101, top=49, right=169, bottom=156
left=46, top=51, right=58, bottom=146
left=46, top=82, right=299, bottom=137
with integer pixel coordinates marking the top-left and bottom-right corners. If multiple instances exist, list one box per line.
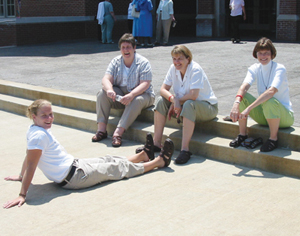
left=159, top=138, right=174, bottom=167
left=142, top=133, right=154, bottom=160
left=260, top=139, right=278, bottom=152
left=175, top=150, right=192, bottom=164
left=248, top=137, right=263, bottom=149
left=229, top=134, right=248, bottom=148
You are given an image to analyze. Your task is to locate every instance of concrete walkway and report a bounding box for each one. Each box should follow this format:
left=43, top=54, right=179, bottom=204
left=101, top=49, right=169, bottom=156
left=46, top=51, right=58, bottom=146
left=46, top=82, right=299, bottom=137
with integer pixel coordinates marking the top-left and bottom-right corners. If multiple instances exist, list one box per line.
left=0, top=37, right=299, bottom=126
left=2, top=110, right=300, bottom=235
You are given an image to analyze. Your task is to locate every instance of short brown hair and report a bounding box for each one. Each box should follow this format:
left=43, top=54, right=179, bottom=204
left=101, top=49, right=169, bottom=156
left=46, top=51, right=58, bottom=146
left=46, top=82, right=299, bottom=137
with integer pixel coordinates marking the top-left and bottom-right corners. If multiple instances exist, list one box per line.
left=171, top=45, right=193, bottom=63
left=253, top=37, right=277, bottom=59
left=26, top=99, right=52, bottom=119
left=118, top=33, right=136, bottom=49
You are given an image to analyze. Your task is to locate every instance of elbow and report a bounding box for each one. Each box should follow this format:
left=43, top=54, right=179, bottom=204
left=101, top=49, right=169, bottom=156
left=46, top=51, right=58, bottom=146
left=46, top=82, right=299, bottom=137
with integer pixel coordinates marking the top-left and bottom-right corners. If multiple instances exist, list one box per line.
left=191, top=94, right=198, bottom=100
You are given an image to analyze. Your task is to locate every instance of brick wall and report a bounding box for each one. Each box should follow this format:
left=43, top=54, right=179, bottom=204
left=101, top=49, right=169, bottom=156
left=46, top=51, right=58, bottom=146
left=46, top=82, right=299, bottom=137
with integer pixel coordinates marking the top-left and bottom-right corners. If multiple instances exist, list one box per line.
left=19, top=0, right=86, bottom=17
left=277, top=21, right=297, bottom=41
left=198, top=0, right=214, bottom=14
left=15, top=21, right=97, bottom=45
left=277, top=0, right=300, bottom=41
left=279, top=0, right=297, bottom=14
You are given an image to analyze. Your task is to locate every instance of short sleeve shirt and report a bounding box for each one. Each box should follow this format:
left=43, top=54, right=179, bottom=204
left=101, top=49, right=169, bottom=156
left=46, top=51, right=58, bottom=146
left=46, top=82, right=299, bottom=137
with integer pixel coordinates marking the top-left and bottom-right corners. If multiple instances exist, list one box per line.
left=105, top=53, right=155, bottom=97
left=27, top=125, right=74, bottom=183
left=163, top=61, right=218, bottom=104
left=230, top=0, right=244, bottom=16
left=243, top=61, right=293, bottom=112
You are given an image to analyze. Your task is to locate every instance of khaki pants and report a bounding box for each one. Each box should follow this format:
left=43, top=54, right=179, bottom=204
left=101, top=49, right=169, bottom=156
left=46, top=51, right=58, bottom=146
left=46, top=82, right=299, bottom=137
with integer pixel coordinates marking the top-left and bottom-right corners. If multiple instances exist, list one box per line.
left=155, top=96, right=218, bottom=123
left=96, top=86, right=155, bottom=130
left=156, top=15, right=172, bottom=44
left=63, top=156, right=144, bottom=189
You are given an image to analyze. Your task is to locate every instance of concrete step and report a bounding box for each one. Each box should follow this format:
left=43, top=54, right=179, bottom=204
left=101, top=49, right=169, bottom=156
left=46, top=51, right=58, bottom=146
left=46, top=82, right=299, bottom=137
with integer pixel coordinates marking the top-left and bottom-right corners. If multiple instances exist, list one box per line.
left=1, top=92, right=300, bottom=179
left=1, top=79, right=299, bottom=151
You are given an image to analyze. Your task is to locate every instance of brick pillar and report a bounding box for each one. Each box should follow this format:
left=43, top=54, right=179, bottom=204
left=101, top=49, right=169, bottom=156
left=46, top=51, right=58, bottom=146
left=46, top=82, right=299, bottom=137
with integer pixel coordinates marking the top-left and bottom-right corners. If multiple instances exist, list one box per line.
left=277, top=0, right=300, bottom=41
left=196, top=0, right=215, bottom=37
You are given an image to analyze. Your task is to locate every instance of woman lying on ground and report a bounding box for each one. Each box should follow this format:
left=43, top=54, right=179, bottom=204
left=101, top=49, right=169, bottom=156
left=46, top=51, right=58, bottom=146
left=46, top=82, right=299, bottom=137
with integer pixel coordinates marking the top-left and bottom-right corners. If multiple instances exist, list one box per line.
left=229, top=37, right=294, bottom=152
left=138, top=45, right=218, bottom=164
left=3, top=99, right=174, bottom=209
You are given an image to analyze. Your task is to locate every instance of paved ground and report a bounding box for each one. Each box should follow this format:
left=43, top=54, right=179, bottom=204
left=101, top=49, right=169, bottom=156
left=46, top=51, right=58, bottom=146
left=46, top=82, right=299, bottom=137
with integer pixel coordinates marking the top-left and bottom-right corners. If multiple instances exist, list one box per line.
left=2, top=110, right=300, bottom=235
left=0, top=36, right=299, bottom=126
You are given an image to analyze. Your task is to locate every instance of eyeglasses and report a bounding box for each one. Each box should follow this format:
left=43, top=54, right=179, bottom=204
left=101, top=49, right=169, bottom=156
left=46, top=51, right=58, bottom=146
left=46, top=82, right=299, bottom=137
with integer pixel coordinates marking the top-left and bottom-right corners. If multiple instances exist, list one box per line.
left=257, top=51, right=271, bottom=56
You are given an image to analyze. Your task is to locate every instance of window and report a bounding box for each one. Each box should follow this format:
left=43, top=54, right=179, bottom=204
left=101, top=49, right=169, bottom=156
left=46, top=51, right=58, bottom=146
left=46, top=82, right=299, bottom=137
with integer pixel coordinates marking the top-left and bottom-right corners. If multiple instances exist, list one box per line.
left=0, top=0, right=15, bottom=18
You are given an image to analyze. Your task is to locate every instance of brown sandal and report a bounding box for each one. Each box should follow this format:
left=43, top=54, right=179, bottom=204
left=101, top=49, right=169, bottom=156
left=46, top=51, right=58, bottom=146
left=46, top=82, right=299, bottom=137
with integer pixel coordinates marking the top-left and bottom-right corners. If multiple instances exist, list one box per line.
left=92, top=131, right=107, bottom=142
left=112, top=136, right=122, bottom=147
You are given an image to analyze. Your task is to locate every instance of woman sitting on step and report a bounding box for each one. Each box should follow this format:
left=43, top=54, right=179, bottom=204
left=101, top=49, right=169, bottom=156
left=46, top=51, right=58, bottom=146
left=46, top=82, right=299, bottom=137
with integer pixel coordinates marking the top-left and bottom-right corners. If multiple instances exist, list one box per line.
left=3, top=99, right=174, bottom=209
left=92, top=33, right=155, bottom=148
left=137, top=45, right=218, bottom=164
left=229, top=37, right=294, bottom=152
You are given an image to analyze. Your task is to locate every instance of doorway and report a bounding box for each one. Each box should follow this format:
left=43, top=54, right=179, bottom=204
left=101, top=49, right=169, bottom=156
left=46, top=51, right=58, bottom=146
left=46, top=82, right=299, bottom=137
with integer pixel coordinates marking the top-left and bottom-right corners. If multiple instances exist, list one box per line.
left=153, top=0, right=197, bottom=37
left=225, top=0, right=277, bottom=39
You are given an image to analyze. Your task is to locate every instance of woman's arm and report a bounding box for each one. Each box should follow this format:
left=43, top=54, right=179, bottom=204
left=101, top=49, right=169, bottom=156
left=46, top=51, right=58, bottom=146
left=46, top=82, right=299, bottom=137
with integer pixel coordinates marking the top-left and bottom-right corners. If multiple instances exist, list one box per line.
left=102, top=74, right=117, bottom=100
left=177, top=89, right=200, bottom=105
left=160, top=84, right=181, bottom=119
left=121, top=80, right=150, bottom=105
left=170, top=14, right=175, bottom=21
left=230, top=82, right=251, bottom=122
left=239, top=86, right=278, bottom=120
left=110, top=11, right=117, bottom=21
left=242, top=6, right=246, bottom=20
left=3, top=149, right=42, bottom=209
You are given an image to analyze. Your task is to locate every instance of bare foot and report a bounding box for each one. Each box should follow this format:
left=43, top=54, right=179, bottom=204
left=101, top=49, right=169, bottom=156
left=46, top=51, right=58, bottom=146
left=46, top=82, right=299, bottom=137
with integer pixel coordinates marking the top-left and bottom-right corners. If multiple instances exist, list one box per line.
left=156, top=156, right=166, bottom=168
left=141, top=151, right=150, bottom=162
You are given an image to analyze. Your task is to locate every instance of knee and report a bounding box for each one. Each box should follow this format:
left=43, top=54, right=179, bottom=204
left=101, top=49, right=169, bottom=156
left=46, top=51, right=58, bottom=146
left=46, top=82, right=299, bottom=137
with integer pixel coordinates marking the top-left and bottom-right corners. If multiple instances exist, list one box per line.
left=261, top=98, right=279, bottom=111
left=154, top=96, right=168, bottom=113
left=97, top=89, right=110, bottom=106
left=181, top=100, right=196, bottom=119
left=130, top=95, right=145, bottom=106
left=182, top=100, right=195, bottom=113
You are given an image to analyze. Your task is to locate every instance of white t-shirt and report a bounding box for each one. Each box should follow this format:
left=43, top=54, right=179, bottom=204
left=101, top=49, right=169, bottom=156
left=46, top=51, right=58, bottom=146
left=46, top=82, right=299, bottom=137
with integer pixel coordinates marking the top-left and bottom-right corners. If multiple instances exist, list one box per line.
left=243, top=61, right=293, bottom=112
left=27, top=125, right=74, bottom=183
left=230, top=0, right=244, bottom=16
left=163, top=60, right=218, bottom=105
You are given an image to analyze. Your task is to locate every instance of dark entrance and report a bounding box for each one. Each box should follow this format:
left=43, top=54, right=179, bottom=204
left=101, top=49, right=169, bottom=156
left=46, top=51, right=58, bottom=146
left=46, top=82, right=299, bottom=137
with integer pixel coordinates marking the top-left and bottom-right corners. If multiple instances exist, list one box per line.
left=153, top=0, right=197, bottom=37
left=225, top=0, right=277, bottom=40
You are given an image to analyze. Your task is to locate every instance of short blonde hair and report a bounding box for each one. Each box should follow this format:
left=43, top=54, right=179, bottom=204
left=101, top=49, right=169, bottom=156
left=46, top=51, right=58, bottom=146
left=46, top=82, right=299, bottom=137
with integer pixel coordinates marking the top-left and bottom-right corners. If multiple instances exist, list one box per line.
left=171, top=45, right=193, bottom=63
left=253, top=37, right=277, bottom=59
left=26, top=99, right=52, bottom=119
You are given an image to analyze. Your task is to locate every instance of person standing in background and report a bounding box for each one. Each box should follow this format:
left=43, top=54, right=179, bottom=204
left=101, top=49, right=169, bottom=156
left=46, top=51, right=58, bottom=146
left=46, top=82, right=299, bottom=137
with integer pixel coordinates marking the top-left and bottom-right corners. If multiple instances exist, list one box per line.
left=136, top=0, right=153, bottom=47
left=154, top=0, right=175, bottom=46
left=101, top=0, right=117, bottom=44
left=128, top=0, right=134, bottom=33
left=229, top=0, right=246, bottom=43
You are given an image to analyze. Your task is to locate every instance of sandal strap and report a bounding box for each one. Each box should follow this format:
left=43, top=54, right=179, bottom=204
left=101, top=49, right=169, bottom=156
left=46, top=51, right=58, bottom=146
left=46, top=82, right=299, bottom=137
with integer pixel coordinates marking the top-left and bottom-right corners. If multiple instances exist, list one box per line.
left=92, top=131, right=107, bottom=142
left=159, top=138, right=174, bottom=167
left=112, top=136, right=122, bottom=147
left=260, top=139, right=278, bottom=152
left=229, top=134, right=248, bottom=148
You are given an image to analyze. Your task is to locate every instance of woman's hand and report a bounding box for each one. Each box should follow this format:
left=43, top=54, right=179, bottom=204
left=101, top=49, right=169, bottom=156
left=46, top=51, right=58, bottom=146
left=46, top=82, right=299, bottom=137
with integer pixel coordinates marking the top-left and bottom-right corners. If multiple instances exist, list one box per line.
left=173, top=98, right=181, bottom=118
left=106, top=89, right=116, bottom=101
left=3, top=196, right=26, bottom=209
left=4, top=175, right=22, bottom=182
left=121, top=93, right=134, bottom=105
left=239, top=107, right=250, bottom=120
left=230, top=103, right=240, bottom=122
left=167, top=103, right=175, bottom=120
